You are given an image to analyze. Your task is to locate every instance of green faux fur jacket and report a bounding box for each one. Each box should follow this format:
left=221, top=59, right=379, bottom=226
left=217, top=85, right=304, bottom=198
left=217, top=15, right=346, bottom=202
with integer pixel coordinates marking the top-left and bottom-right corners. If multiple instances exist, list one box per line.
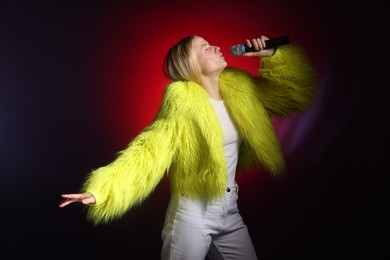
left=81, top=45, right=316, bottom=225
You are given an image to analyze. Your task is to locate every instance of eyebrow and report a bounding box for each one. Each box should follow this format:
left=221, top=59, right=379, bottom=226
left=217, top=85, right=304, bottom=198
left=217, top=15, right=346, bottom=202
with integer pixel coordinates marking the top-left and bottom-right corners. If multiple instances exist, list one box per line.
left=201, top=43, right=209, bottom=50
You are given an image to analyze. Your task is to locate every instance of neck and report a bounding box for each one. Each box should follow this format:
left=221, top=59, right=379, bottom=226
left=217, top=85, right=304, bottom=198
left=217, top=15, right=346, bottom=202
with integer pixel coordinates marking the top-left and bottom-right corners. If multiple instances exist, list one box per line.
left=200, top=75, right=222, bottom=101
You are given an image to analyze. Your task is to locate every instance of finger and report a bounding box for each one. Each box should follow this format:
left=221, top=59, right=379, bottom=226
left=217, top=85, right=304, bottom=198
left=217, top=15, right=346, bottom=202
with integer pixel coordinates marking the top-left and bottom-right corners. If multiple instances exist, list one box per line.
left=61, top=194, right=84, bottom=200
left=254, top=37, right=262, bottom=49
left=59, top=199, right=74, bottom=208
left=251, top=38, right=259, bottom=50
left=61, top=194, right=76, bottom=199
left=245, top=39, right=252, bottom=48
left=256, top=38, right=264, bottom=50
left=259, top=35, right=268, bottom=48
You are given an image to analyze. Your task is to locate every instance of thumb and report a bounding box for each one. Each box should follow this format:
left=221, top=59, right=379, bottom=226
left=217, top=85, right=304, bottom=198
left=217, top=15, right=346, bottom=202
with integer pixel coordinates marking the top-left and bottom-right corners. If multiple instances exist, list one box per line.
left=82, top=197, right=93, bottom=205
left=82, top=195, right=96, bottom=205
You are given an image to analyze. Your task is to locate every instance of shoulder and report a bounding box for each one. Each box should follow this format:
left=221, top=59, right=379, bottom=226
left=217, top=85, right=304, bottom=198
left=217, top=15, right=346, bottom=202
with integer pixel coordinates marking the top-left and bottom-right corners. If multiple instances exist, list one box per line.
left=163, top=81, right=207, bottom=99
left=158, top=81, right=209, bottom=117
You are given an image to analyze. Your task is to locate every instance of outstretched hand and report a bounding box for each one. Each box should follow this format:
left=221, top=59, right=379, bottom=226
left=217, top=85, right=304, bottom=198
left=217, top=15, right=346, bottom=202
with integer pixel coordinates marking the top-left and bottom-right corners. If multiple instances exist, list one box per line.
left=59, top=193, right=96, bottom=208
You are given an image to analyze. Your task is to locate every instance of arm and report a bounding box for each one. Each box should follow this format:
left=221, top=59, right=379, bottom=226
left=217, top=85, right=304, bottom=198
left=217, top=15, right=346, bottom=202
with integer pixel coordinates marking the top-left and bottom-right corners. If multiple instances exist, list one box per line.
left=254, top=44, right=317, bottom=117
left=79, top=116, right=180, bottom=225
left=225, top=36, right=316, bottom=117
left=60, top=85, right=182, bottom=225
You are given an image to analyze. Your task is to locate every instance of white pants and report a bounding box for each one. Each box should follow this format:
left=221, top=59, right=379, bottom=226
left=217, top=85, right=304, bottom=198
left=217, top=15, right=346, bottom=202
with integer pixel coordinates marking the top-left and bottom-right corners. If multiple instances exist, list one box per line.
left=161, top=184, right=258, bottom=260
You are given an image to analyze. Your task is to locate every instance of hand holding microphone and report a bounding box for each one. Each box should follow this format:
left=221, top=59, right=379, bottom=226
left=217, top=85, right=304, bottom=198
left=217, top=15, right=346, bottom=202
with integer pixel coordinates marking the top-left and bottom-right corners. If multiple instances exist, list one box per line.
left=230, top=35, right=290, bottom=57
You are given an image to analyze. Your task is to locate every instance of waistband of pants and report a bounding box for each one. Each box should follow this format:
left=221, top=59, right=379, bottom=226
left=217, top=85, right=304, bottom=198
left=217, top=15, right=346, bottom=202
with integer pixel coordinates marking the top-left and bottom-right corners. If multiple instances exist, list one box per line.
left=226, top=183, right=238, bottom=193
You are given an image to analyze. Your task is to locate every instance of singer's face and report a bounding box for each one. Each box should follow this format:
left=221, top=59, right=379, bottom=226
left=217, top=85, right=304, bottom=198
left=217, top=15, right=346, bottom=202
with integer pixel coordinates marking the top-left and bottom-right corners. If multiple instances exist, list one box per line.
left=192, top=36, right=227, bottom=77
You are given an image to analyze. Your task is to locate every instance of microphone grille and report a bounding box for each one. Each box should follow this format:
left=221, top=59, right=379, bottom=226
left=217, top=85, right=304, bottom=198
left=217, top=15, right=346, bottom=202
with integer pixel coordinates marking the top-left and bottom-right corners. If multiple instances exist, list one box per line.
left=230, top=44, right=243, bottom=56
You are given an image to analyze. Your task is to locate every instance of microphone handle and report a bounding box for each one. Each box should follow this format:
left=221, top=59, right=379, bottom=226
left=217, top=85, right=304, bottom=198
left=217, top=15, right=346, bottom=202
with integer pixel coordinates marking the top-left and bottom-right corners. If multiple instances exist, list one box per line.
left=245, top=35, right=290, bottom=52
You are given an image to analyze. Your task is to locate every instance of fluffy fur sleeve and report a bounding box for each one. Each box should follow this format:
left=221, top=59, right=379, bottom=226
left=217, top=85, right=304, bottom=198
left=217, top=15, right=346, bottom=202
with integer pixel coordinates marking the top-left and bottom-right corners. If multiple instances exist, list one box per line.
left=256, top=45, right=317, bottom=117
left=221, top=45, right=316, bottom=117
left=80, top=86, right=183, bottom=225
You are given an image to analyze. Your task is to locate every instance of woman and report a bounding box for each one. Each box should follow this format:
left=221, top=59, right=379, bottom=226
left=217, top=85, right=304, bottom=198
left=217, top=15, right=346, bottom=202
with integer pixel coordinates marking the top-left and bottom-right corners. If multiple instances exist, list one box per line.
left=59, top=34, right=316, bottom=259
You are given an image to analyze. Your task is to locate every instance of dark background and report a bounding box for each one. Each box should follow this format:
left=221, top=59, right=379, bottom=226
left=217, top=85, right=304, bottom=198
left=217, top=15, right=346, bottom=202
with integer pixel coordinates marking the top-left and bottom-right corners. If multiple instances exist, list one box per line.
left=1, top=1, right=388, bottom=259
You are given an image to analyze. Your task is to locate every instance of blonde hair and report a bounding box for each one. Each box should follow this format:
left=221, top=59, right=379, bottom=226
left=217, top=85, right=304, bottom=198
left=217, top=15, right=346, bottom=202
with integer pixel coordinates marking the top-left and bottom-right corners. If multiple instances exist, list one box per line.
left=163, top=35, right=201, bottom=83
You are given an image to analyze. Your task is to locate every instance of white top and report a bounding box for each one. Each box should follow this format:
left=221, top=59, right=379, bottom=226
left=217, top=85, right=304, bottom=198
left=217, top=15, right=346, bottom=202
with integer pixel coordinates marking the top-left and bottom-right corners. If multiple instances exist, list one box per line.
left=209, top=98, right=243, bottom=187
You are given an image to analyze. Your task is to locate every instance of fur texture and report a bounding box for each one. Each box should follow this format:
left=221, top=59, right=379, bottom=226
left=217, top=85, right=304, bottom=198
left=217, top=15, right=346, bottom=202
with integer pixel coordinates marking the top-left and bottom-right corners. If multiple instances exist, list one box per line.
left=80, top=45, right=316, bottom=225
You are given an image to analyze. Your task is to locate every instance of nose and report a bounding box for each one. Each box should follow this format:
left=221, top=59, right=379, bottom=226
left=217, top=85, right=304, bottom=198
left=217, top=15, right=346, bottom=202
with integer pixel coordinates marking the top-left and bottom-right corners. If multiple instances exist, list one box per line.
left=215, top=46, right=220, bottom=53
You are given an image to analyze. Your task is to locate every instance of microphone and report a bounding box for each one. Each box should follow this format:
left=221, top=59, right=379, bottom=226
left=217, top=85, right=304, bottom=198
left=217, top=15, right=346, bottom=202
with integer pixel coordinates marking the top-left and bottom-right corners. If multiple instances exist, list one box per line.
left=230, top=36, right=290, bottom=56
